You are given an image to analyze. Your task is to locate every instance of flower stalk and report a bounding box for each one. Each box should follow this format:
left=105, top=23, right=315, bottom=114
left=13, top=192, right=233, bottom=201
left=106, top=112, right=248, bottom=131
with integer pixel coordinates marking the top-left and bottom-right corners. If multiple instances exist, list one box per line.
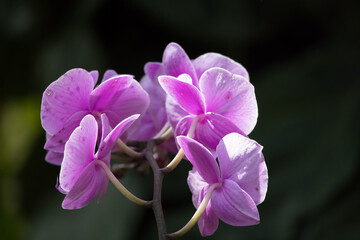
left=96, top=160, right=151, bottom=207
left=167, top=183, right=220, bottom=238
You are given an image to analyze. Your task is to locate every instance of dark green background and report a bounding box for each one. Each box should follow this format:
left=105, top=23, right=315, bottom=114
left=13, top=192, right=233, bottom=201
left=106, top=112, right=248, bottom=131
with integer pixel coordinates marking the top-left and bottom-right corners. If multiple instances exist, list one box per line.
left=1, top=0, right=359, bottom=239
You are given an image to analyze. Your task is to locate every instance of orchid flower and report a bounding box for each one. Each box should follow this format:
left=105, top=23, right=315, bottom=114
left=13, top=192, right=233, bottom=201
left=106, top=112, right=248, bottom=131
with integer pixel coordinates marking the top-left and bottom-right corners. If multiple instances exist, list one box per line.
left=177, top=133, right=268, bottom=236
left=41, top=68, right=149, bottom=164
left=58, top=113, right=139, bottom=209
left=130, top=43, right=249, bottom=144
left=159, top=66, right=257, bottom=150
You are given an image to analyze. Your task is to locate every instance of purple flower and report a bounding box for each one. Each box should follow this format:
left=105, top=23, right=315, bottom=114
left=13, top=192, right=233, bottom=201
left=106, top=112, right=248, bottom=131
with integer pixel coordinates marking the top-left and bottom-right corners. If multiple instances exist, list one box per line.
left=130, top=43, right=249, bottom=143
left=41, top=68, right=149, bottom=164
left=177, top=133, right=268, bottom=236
left=159, top=66, right=257, bottom=150
left=58, top=113, right=139, bottom=209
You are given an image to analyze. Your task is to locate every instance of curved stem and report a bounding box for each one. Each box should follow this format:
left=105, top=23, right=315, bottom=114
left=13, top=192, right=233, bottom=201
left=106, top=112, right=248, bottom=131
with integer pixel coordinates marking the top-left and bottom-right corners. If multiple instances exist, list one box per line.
left=153, top=122, right=171, bottom=139
left=145, top=141, right=167, bottom=240
left=95, top=160, right=151, bottom=207
left=116, top=138, right=143, bottom=158
left=167, top=183, right=221, bottom=238
left=154, top=127, right=174, bottom=145
left=161, top=116, right=199, bottom=174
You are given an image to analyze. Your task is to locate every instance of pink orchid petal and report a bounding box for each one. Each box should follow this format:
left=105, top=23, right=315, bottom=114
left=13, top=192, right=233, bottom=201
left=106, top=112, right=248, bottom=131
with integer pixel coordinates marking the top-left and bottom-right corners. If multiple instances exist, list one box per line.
left=199, top=67, right=258, bottom=135
left=41, top=68, right=94, bottom=135
left=165, top=96, right=189, bottom=131
left=177, top=136, right=220, bottom=184
left=212, top=179, right=260, bottom=226
left=144, top=62, right=164, bottom=82
left=90, top=76, right=149, bottom=128
left=176, top=113, right=246, bottom=151
left=162, top=42, right=198, bottom=87
left=217, top=133, right=268, bottom=205
left=96, top=114, right=140, bottom=160
left=187, top=168, right=208, bottom=207
left=89, top=70, right=99, bottom=85
left=158, top=75, right=205, bottom=115
left=193, top=52, right=249, bottom=80
left=198, top=187, right=219, bottom=237
left=130, top=75, right=167, bottom=140
left=101, top=69, right=118, bottom=82
left=44, top=110, right=89, bottom=152
left=45, top=151, right=63, bottom=166
left=60, top=115, right=98, bottom=192
left=62, top=161, right=108, bottom=209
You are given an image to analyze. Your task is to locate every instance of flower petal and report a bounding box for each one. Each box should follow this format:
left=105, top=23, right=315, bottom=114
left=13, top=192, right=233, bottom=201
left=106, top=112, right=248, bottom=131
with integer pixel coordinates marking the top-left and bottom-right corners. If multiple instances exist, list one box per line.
left=158, top=75, right=205, bottom=115
left=212, top=179, right=260, bottom=226
left=130, top=75, right=168, bottom=140
left=198, top=187, right=219, bottom=237
left=60, top=115, right=98, bottom=192
left=144, top=62, right=164, bottom=82
left=162, top=42, right=198, bottom=86
left=199, top=67, right=258, bottom=135
left=44, top=110, right=89, bottom=152
left=96, top=114, right=140, bottom=160
left=176, top=112, right=246, bottom=151
left=193, top=52, right=249, bottom=80
left=62, top=161, right=108, bottom=209
left=187, top=168, right=208, bottom=207
left=41, top=68, right=94, bottom=135
left=217, top=133, right=268, bottom=205
left=90, top=70, right=99, bottom=85
left=45, top=151, right=63, bottom=166
left=177, top=136, right=220, bottom=183
left=165, top=96, right=189, bottom=131
left=101, top=69, right=118, bottom=82
left=89, top=75, right=149, bottom=127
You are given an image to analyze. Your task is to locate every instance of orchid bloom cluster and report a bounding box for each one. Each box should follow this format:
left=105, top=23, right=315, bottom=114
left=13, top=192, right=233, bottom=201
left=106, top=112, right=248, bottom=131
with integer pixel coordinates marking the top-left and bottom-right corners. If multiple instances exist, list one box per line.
left=40, top=42, right=268, bottom=238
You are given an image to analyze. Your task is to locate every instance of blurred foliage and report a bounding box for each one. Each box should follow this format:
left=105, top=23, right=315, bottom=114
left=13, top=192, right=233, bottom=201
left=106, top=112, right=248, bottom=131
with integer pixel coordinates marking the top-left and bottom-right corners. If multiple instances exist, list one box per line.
left=0, top=0, right=359, bottom=239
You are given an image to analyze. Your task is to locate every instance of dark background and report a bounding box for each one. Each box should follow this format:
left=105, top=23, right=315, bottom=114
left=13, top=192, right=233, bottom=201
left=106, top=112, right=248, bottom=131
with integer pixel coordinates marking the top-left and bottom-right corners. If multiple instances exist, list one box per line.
left=1, top=0, right=359, bottom=239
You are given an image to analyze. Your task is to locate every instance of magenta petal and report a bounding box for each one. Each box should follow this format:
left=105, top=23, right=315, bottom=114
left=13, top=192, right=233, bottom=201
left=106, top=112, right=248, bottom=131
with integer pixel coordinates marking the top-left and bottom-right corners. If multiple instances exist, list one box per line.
left=212, top=179, right=260, bottom=226
left=217, top=133, right=268, bottom=205
left=89, top=75, right=133, bottom=111
left=41, top=68, right=94, bottom=135
left=44, top=110, right=88, bottom=152
left=199, top=67, right=258, bottom=135
left=90, top=75, right=149, bottom=128
left=174, top=115, right=195, bottom=138
left=187, top=168, right=208, bottom=207
left=45, top=151, right=63, bottom=166
left=198, top=187, right=219, bottom=237
left=193, top=52, right=249, bottom=80
left=90, top=70, right=99, bottom=85
left=158, top=75, right=205, bottom=115
left=62, top=161, right=108, bottom=209
left=177, top=136, right=220, bottom=183
left=162, top=42, right=198, bottom=86
left=102, top=69, right=118, bottom=82
left=60, top=115, right=98, bottom=192
left=193, top=113, right=247, bottom=150
left=144, top=62, right=164, bottom=81
left=165, top=96, right=189, bottom=131
left=96, top=114, right=140, bottom=160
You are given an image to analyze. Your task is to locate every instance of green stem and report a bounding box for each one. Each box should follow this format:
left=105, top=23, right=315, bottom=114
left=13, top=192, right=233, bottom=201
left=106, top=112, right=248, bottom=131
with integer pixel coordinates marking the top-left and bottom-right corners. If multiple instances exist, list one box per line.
left=95, top=160, right=151, bottom=207
left=161, top=116, right=199, bottom=174
left=116, top=139, right=143, bottom=158
left=167, top=183, right=221, bottom=238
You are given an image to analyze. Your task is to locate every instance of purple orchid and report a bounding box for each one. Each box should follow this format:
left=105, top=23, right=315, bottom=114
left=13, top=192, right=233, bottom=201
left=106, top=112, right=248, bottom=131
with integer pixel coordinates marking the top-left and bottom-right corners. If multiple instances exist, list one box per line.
left=159, top=66, right=257, bottom=150
left=177, top=133, right=268, bottom=236
left=41, top=68, right=149, bottom=164
left=58, top=113, right=139, bottom=209
left=130, top=42, right=250, bottom=143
